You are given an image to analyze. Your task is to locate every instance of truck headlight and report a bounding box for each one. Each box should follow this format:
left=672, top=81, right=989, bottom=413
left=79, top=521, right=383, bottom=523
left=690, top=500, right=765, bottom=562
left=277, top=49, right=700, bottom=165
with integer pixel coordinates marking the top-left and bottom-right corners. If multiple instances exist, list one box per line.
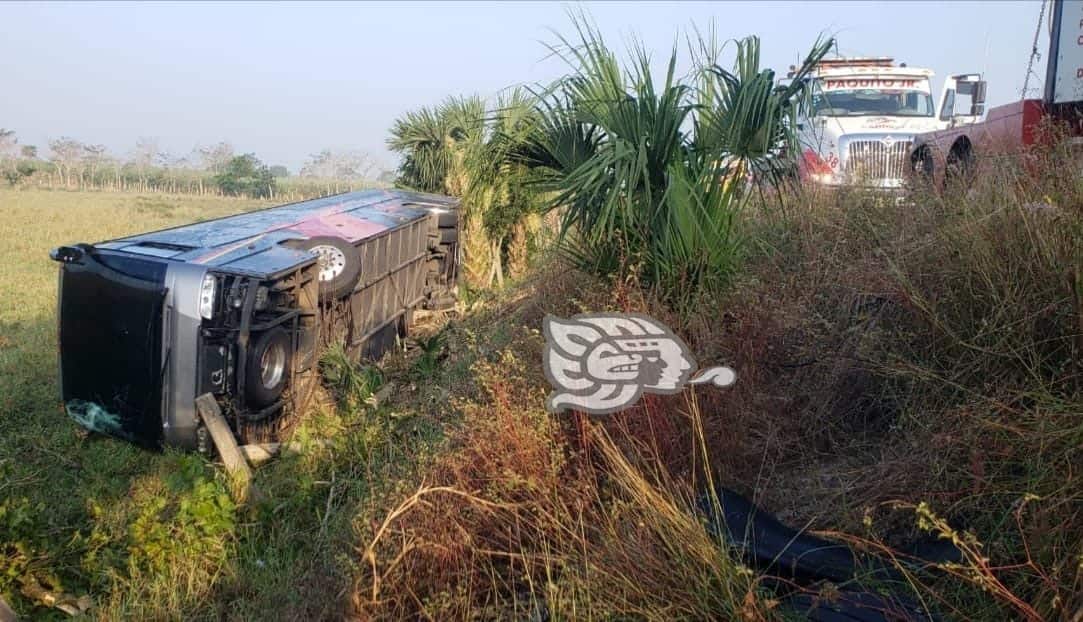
left=199, top=273, right=217, bottom=319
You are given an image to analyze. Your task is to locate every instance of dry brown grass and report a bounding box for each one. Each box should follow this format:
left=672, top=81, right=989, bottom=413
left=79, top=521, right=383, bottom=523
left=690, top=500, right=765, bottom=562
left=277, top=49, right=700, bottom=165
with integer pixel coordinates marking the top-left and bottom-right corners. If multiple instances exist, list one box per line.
left=349, top=268, right=767, bottom=620
left=348, top=131, right=1082, bottom=621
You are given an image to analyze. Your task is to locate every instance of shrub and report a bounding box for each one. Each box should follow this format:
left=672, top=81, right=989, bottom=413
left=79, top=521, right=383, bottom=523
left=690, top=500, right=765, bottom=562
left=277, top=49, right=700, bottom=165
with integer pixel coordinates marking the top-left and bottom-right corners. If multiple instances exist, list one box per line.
left=388, top=93, right=549, bottom=288
left=521, top=17, right=831, bottom=310
left=213, top=154, right=276, bottom=198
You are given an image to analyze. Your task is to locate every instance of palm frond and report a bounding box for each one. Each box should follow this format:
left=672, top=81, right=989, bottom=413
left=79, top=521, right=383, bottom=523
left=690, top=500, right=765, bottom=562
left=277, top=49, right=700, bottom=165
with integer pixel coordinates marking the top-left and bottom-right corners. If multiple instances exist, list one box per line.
left=519, top=15, right=832, bottom=308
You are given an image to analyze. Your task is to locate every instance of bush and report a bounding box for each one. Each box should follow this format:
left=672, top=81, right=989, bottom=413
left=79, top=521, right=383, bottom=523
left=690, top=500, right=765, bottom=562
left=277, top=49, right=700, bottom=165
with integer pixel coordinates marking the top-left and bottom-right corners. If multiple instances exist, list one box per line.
left=354, top=130, right=1083, bottom=620
left=213, top=154, right=276, bottom=198
left=679, top=141, right=1083, bottom=619
left=522, top=19, right=831, bottom=310
left=3, top=160, right=41, bottom=186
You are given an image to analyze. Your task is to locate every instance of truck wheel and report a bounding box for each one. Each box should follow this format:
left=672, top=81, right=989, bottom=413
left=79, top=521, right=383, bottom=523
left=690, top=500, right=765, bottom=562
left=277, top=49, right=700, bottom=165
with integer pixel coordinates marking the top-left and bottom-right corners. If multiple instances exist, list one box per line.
left=246, top=327, right=292, bottom=407
left=910, top=148, right=934, bottom=187
left=945, top=143, right=974, bottom=186
left=287, top=236, right=362, bottom=301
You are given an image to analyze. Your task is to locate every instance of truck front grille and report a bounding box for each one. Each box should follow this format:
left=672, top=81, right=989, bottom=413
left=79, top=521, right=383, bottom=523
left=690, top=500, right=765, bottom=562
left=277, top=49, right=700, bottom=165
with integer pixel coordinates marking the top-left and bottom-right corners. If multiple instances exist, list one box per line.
left=844, top=140, right=912, bottom=183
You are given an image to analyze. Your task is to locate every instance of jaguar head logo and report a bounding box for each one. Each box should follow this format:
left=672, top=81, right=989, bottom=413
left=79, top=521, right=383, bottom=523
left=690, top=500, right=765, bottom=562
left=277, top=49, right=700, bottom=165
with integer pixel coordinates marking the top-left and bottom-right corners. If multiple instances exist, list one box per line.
left=543, top=313, right=734, bottom=414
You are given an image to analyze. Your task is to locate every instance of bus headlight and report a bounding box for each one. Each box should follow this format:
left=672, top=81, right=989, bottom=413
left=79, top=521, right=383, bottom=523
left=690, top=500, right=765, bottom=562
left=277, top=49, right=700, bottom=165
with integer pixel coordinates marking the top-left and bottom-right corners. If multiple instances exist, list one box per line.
left=199, top=273, right=217, bottom=319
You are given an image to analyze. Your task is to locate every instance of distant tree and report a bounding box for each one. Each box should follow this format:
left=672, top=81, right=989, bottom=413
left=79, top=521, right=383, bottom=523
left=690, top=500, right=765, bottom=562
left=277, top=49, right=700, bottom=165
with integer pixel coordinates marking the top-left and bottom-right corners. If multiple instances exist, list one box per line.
left=82, top=144, right=108, bottom=183
left=49, top=137, right=85, bottom=187
left=198, top=141, right=234, bottom=173
left=132, top=137, right=159, bottom=167
left=20, top=145, right=37, bottom=159
left=0, top=129, right=17, bottom=160
left=214, top=153, right=275, bottom=198
left=268, top=164, right=289, bottom=178
left=154, top=148, right=175, bottom=169
left=4, top=159, right=39, bottom=186
left=300, top=150, right=333, bottom=178
left=168, top=154, right=193, bottom=169
left=0, top=129, right=18, bottom=182
left=131, top=137, right=160, bottom=188
left=300, top=149, right=373, bottom=179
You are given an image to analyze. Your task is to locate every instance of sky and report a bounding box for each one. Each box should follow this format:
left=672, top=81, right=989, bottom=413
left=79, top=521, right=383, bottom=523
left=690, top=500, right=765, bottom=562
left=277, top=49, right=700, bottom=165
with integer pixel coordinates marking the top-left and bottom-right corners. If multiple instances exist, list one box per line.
left=0, top=1, right=1050, bottom=174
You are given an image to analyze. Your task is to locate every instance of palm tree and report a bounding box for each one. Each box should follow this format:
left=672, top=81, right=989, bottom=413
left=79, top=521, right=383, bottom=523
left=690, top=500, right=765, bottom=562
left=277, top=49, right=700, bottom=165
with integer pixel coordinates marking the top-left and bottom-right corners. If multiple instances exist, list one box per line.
left=388, top=93, right=546, bottom=288
left=521, top=15, right=831, bottom=309
left=693, top=33, right=831, bottom=189
left=387, top=95, right=485, bottom=195
left=461, top=89, right=547, bottom=285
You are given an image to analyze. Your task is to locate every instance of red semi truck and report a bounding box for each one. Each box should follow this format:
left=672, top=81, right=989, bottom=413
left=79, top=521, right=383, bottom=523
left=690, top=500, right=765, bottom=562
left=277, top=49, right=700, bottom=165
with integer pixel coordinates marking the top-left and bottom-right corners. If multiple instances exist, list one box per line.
left=910, top=0, right=1083, bottom=183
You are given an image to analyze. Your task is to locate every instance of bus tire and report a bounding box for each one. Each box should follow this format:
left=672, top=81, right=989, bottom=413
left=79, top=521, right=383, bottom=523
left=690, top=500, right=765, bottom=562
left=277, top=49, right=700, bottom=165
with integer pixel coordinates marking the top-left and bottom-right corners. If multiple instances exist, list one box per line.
left=286, top=236, right=362, bottom=301
left=246, top=327, right=292, bottom=408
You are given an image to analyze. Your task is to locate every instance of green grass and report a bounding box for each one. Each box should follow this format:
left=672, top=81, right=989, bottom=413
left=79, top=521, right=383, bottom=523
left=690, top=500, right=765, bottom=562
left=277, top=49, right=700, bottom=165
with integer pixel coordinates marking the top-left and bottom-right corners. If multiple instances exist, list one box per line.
left=0, top=189, right=270, bottom=618
left=0, top=188, right=468, bottom=619
left=3, top=158, right=1080, bottom=620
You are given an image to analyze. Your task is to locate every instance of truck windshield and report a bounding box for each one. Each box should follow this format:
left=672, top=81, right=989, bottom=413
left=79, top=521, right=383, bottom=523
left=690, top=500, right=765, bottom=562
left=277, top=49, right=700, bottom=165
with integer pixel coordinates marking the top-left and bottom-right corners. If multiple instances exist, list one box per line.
left=812, top=89, right=934, bottom=117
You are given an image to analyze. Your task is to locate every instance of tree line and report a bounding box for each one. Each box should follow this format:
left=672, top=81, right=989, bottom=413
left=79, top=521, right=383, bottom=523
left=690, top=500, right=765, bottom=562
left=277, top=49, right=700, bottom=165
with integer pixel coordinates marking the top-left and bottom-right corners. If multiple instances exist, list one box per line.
left=0, top=129, right=386, bottom=200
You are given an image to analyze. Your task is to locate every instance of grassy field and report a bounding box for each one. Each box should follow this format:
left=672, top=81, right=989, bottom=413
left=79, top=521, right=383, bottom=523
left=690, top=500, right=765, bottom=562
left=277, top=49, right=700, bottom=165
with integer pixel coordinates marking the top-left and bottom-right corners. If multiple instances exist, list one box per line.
left=2, top=172, right=1081, bottom=621
left=0, top=188, right=502, bottom=619
left=0, top=190, right=271, bottom=618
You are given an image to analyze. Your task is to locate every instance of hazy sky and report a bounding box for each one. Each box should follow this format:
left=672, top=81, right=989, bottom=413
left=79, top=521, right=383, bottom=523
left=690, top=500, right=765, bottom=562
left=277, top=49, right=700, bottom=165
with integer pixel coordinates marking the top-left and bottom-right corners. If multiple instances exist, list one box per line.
left=0, top=1, right=1049, bottom=173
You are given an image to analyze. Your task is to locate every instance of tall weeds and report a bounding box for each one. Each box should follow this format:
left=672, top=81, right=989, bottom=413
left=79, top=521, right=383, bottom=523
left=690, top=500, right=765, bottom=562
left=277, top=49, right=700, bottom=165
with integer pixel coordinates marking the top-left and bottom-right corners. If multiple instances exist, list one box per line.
left=353, top=344, right=763, bottom=620
left=374, top=16, right=1082, bottom=622
left=876, top=136, right=1083, bottom=619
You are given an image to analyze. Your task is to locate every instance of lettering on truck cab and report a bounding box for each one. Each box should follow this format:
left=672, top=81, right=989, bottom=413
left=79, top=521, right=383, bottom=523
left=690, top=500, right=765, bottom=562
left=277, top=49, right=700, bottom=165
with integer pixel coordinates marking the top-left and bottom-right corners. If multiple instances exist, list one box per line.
left=823, top=79, right=920, bottom=90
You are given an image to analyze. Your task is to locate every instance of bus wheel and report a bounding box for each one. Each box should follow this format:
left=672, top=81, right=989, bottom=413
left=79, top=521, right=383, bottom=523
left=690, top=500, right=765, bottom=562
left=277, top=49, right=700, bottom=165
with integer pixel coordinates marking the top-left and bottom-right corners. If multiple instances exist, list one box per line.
left=287, top=236, right=362, bottom=301
left=246, top=327, right=292, bottom=407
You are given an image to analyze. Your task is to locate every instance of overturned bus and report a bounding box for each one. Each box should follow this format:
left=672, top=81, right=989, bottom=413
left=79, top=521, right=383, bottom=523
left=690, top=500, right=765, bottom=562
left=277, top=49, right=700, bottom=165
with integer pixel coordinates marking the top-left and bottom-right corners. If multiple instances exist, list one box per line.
left=50, top=189, right=460, bottom=450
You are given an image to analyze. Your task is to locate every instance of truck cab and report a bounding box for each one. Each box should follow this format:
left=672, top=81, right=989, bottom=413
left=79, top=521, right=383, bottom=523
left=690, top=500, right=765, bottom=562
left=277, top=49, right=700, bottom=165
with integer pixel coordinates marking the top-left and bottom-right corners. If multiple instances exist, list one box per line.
left=796, top=57, right=946, bottom=188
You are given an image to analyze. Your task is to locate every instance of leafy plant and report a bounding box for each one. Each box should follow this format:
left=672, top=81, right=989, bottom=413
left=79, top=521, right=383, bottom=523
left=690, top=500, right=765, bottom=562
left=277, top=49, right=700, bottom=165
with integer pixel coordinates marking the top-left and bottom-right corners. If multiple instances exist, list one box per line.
left=127, top=458, right=235, bottom=573
left=522, top=15, right=831, bottom=309
left=320, top=342, right=385, bottom=410
left=0, top=497, right=42, bottom=595
left=411, top=331, right=448, bottom=380
left=213, top=153, right=276, bottom=198
left=461, top=89, right=549, bottom=286
left=387, top=96, right=486, bottom=195
left=388, top=93, right=549, bottom=287
left=693, top=33, right=828, bottom=187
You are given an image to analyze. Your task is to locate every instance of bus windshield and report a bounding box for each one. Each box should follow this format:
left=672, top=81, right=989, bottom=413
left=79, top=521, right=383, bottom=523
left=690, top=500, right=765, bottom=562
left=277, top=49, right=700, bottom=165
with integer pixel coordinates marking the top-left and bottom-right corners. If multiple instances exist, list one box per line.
left=812, top=88, right=934, bottom=117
